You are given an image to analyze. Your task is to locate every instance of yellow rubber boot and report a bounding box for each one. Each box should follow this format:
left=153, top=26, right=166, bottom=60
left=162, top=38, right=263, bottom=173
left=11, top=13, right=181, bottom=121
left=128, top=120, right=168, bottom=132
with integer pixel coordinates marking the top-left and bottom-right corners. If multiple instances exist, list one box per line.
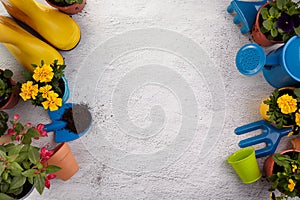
left=1, top=0, right=81, bottom=50
left=0, top=16, right=63, bottom=71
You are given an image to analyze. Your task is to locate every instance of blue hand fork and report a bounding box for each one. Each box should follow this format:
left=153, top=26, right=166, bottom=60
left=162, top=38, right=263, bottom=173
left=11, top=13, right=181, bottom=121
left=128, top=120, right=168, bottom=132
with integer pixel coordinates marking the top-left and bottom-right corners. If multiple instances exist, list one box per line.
left=234, top=120, right=292, bottom=158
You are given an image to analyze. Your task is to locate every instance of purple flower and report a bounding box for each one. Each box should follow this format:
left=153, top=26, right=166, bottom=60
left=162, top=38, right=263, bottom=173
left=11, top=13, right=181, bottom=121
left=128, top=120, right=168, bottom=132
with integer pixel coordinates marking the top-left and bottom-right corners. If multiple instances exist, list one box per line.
left=277, top=12, right=300, bottom=32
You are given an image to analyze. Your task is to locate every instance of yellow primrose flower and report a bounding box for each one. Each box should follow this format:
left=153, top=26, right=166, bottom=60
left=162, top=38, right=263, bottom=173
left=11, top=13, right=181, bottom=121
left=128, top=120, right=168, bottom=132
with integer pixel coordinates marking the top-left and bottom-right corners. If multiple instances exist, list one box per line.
left=288, top=179, right=296, bottom=192
left=277, top=94, right=297, bottom=114
left=293, top=164, right=298, bottom=173
left=33, top=64, right=54, bottom=83
left=39, top=85, right=53, bottom=98
left=41, top=92, right=62, bottom=111
left=19, top=81, right=39, bottom=101
left=288, top=131, right=294, bottom=137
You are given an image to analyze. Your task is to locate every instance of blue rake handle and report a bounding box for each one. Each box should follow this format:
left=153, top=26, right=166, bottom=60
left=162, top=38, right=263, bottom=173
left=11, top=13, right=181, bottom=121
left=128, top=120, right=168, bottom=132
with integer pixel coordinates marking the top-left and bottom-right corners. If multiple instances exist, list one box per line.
left=235, top=120, right=292, bottom=158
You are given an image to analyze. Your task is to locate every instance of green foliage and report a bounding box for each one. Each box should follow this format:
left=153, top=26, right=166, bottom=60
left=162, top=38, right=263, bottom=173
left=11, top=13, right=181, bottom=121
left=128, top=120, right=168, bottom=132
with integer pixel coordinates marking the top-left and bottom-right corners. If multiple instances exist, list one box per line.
left=0, top=119, right=61, bottom=198
left=263, top=88, right=300, bottom=135
left=269, top=152, right=300, bottom=199
left=259, top=0, right=300, bottom=42
left=0, top=111, right=8, bottom=137
left=52, top=0, right=83, bottom=5
left=0, top=69, right=14, bottom=104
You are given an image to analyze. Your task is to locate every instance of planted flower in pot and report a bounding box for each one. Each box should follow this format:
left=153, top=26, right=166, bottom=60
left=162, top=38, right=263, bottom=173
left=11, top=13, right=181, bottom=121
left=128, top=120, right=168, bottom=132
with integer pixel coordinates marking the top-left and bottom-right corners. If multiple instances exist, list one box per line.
left=45, top=0, right=86, bottom=15
left=252, top=0, right=300, bottom=46
left=260, top=87, right=300, bottom=136
left=0, top=114, right=61, bottom=199
left=0, top=69, right=20, bottom=110
left=19, top=60, right=69, bottom=111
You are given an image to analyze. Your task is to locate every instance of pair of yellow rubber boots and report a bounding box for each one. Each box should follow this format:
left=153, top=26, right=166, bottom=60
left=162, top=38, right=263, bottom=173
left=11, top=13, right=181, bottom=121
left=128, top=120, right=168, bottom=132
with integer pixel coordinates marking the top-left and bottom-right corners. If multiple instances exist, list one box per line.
left=0, top=0, right=81, bottom=71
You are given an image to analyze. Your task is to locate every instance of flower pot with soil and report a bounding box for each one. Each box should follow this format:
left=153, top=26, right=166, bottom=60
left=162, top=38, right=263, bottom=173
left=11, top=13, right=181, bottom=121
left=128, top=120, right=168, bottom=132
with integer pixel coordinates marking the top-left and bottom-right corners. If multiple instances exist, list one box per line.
left=0, top=114, right=61, bottom=199
left=0, top=69, right=20, bottom=110
left=264, top=149, right=300, bottom=199
left=252, top=0, right=300, bottom=47
left=259, top=87, right=300, bottom=136
left=46, top=0, right=86, bottom=15
left=19, top=60, right=69, bottom=111
left=44, top=142, right=78, bottom=181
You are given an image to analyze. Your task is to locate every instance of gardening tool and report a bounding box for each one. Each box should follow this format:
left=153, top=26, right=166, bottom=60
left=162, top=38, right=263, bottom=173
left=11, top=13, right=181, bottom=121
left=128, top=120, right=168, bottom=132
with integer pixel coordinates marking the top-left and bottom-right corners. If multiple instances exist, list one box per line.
left=0, top=16, right=63, bottom=71
left=1, top=0, right=81, bottom=50
left=44, top=103, right=92, bottom=143
left=234, top=120, right=292, bottom=158
left=227, top=0, right=267, bottom=34
left=236, top=36, right=300, bottom=88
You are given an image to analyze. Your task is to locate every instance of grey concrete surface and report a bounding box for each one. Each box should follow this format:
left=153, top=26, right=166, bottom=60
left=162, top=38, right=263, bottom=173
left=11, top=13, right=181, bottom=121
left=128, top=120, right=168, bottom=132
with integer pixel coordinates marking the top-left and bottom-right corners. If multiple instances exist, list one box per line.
left=0, top=0, right=298, bottom=199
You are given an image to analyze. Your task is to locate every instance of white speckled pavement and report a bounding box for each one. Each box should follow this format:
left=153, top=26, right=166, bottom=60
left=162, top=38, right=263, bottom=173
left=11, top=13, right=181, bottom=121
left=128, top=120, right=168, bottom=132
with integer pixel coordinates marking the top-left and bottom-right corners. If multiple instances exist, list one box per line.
left=0, top=0, right=296, bottom=199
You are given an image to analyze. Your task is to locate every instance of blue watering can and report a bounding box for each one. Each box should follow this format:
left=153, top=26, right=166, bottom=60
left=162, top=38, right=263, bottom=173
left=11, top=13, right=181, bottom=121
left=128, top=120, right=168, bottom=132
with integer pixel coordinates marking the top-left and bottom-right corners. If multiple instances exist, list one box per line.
left=44, top=103, right=92, bottom=143
left=227, top=0, right=268, bottom=34
left=235, top=120, right=292, bottom=158
left=236, top=36, right=300, bottom=88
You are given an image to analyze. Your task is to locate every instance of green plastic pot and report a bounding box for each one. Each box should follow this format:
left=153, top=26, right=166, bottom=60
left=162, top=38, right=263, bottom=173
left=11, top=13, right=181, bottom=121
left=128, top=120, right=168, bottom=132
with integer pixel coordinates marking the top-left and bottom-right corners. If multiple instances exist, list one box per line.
left=227, top=147, right=262, bottom=184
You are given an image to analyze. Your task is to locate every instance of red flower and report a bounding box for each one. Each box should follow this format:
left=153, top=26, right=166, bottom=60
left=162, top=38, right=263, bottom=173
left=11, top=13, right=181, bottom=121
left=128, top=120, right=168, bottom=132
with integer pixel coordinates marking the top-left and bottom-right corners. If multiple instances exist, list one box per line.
left=7, top=128, right=16, bottom=136
left=13, top=114, right=19, bottom=121
left=44, top=174, right=56, bottom=189
left=36, top=124, right=48, bottom=137
left=40, top=147, right=54, bottom=163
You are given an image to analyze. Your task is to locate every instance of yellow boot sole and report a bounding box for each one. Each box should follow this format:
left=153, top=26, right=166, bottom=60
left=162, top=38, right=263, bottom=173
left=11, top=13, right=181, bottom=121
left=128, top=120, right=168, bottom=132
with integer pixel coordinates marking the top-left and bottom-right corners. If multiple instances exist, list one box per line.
left=0, top=16, right=63, bottom=71
left=1, top=0, right=81, bottom=50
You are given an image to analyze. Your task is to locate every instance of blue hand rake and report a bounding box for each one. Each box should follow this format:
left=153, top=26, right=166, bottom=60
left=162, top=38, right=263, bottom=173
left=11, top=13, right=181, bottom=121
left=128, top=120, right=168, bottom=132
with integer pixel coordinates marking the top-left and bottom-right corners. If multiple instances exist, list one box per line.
left=234, top=120, right=292, bottom=158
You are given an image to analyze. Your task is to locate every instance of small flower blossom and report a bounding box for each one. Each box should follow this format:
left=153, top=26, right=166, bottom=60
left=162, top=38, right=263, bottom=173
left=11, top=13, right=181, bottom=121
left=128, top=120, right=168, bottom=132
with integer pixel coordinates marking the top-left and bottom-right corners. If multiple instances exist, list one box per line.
left=288, top=179, right=296, bottom=192
left=19, top=81, right=39, bottom=101
left=45, top=174, right=56, bottom=189
left=292, top=164, right=298, bottom=173
left=33, top=64, right=54, bottom=83
left=41, top=92, right=62, bottom=111
left=277, top=94, right=297, bottom=114
left=40, top=147, right=54, bottom=163
left=39, top=85, right=53, bottom=98
left=13, top=114, right=19, bottom=121
left=35, top=124, right=48, bottom=137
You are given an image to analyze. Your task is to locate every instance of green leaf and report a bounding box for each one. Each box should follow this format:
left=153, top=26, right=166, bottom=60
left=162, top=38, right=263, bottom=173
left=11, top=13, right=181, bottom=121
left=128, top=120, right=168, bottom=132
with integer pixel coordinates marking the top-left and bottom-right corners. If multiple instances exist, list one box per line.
left=14, top=152, right=27, bottom=163
left=0, top=193, right=15, bottom=200
left=28, top=146, right=39, bottom=165
left=0, top=162, right=4, bottom=175
left=9, top=162, right=23, bottom=172
left=22, top=169, right=36, bottom=178
left=22, top=71, right=34, bottom=82
left=46, top=165, right=61, bottom=174
left=3, top=69, right=13, bottom=79
left=261, top=7, right=269, bottom=20
left=21, top=134, right=31, bottom=145
left=282, top=33, right=291, bottom=42
left=26, top=128, right=40, bottom=138
left=263, top=20, right=274, bottom=30
left=271, top=28, right=278, bottom=37
left=294, top=26, right=300, bottom=37
left=34, top=174, right=45, bottom=195
left=276, top=0, right=286, bottom=10
left=10, top=175, right=26, bottom=190
left=7, top=145, right=21, bottom=157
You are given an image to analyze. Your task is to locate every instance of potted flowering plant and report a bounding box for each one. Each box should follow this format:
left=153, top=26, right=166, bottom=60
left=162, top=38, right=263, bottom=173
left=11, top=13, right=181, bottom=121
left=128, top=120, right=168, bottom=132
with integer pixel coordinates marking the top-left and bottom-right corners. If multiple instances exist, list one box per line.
left=260, top=87, right=300, bottom=135
left=0, top=69, right=20, bottom=110
left=265, top=150, right=300, bottom=200
left=0, top=114, right=61, bottom=199
left=252, top=0, right=300, bottom=46
left=45, top=0, right=86, bottom=15
left=19, top=60, right=69, bottom=111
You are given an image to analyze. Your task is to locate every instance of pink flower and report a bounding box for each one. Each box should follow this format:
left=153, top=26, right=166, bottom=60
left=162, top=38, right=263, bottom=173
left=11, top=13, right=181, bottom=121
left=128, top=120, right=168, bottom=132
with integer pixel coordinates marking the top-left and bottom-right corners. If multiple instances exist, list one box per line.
left=36, top=124, right=48, bottom=137
left=13, top=114, right=19, bottom=121
left=26, top=122, right=32, bottom=127
left=40, top=147, right=54, bottom=163
left=7, top=128, right=16, bottom=136
left=45, top=174, right=56, bottom=189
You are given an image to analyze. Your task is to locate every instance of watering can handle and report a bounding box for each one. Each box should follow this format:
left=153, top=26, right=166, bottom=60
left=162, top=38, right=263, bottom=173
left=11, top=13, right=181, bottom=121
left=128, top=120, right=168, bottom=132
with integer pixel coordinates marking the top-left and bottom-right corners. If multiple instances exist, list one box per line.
left=265, top=53, right=280, bottom=66
left=45, top=121, right=67, bottom=132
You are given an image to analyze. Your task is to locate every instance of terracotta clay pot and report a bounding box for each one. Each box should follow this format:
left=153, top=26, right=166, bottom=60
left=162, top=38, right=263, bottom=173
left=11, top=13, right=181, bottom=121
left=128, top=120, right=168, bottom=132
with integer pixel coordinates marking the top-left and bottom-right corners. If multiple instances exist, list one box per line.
left=264, top=149, right=300, bottom=178
left=252, top=2, right=283, bottom=47
left=46, top=0, right=86, bottom=15
left=291, top=136, right=300, bottom=151
left=0, top=77, right=20, bottom=110
left=45, top=142, right=79, bottom=181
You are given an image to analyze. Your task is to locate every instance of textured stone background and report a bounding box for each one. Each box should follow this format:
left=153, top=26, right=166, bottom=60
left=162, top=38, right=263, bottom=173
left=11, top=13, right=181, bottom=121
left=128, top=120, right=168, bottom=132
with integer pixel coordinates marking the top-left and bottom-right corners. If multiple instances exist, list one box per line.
left=1, top=0, right=299, bottom=199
